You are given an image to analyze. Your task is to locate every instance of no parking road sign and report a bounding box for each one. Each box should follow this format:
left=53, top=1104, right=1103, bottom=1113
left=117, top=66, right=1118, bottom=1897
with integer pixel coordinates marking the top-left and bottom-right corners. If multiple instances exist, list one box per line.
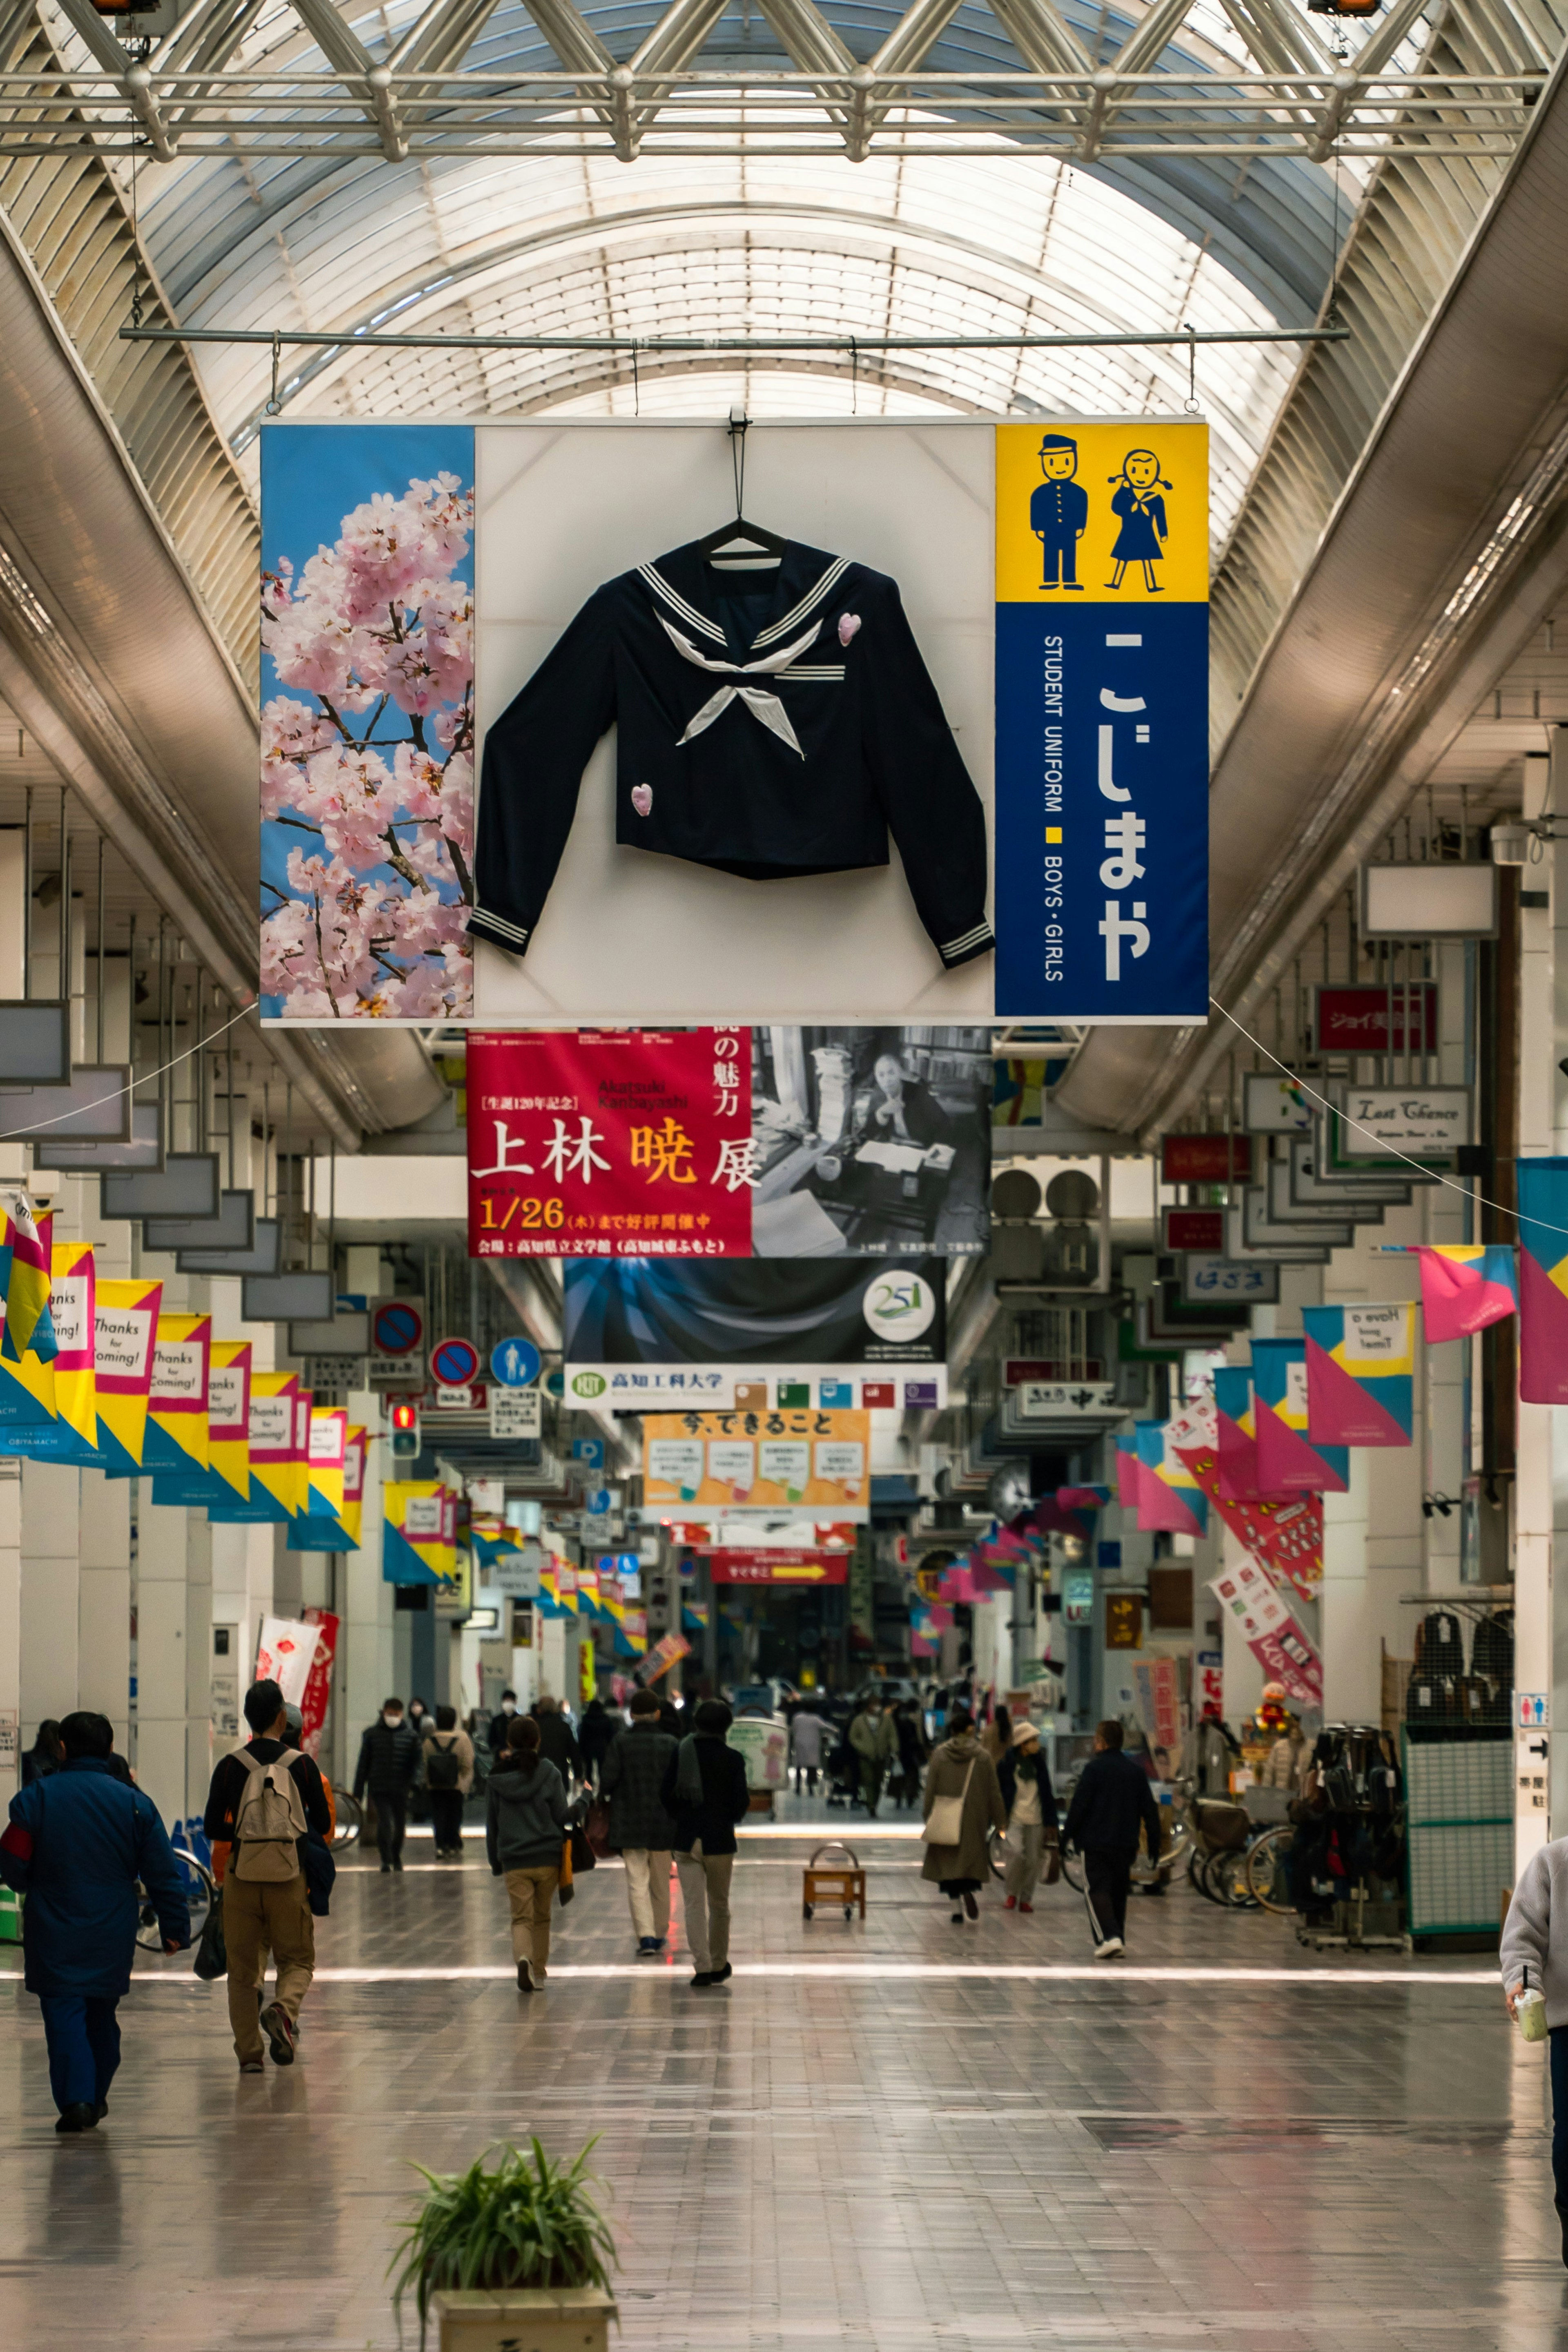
left=372, top=1299, right=423, bottom=1357
left=431, top=1336, right=481, bottom=1389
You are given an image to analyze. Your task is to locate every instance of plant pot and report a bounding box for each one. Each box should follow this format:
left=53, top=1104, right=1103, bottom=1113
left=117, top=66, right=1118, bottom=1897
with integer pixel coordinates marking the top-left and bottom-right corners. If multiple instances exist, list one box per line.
left=432, top=2285, right=618, bottom=2352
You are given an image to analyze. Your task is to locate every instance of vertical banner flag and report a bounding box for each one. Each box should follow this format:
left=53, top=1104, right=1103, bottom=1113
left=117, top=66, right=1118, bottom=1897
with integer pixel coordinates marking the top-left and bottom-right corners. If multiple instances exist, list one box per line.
left=1206, top=1558, right=1323, bottom=1706
left=1408, top=1243, right=1517, bottom=1343
left=1212, top=1365, right=1279, bottom=1502
left=208, top=1341, right=252, bottom=1501
left=1114, top=1428, right=1142, bottom=1512
left=993, top=420, right=1209, bottom=1019
left=1301, top=1304, right=1415, bottom=1448
left=2, top=1195, right=55, bottom=1360
left=94, top=1276, right=162, bottom=1472
left=1133, top=1422, right=1208, bottom=1536
left=1171, top=1416, right=1323, bottom=1604
left=33, top=1242, right=96, bottom=1461
left=298, top=1606, right=341, bottom=1757
left=147, top=1313, right=211, bottom=1477
left=1516, top=1159, right=1568, bottom=1403
left=254, top=1615, right=322, bottom=1707
left=1252, top=1336, right=1348, bottom=1494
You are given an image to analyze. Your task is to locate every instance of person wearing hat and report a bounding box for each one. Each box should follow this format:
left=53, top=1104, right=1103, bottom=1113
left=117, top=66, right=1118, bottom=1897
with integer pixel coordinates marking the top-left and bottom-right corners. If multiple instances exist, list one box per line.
left=996, top=1719, right=1060, bottom=1913
left=1030, top=434, right=1089, bottom=592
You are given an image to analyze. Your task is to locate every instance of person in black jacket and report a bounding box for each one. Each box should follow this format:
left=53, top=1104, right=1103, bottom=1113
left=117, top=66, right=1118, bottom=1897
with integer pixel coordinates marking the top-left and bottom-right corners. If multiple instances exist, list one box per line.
left=1062, top=1719, right=1163, bottom=1960
left=660, top=1698, right=751, bottom=1988
left=535, top=1695, right=584, bottom=1788
left=600, top=1690, right=678, bottom=1954
left=577, top=1697, right=618, bottom=1790
left=352, top=1697, right=421, bottom=1872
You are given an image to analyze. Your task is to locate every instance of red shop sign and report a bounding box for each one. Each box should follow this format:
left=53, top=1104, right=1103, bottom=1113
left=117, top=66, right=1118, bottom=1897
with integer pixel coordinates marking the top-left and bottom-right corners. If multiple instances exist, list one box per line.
left=706, top=1550, right=849, bottom=1584
left=1314, top=983, right=1438, bottom=1055
left=1160, top=1135, right=1253, bottom=1185
left=467, top=1029, right=753, bottom=1259
left=1162, top=1207, right=1225, bottom=1253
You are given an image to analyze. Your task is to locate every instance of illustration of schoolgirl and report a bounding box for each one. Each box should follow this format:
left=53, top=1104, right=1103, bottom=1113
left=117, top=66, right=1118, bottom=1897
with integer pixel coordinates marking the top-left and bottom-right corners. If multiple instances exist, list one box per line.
left=1106, top=449, right=1172, bottom=592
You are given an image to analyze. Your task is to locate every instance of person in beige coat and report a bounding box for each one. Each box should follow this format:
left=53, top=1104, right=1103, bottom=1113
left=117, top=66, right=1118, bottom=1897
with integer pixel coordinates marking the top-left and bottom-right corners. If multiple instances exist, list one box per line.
left=921, top=1708, right=1007, bottom=1923
left=423, top=1706, right=475, bottom=1860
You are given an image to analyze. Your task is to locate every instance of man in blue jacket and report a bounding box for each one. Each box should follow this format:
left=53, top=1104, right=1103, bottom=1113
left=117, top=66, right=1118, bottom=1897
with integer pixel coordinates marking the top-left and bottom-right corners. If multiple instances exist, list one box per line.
left=0, top=1710, right=190, bottom=2131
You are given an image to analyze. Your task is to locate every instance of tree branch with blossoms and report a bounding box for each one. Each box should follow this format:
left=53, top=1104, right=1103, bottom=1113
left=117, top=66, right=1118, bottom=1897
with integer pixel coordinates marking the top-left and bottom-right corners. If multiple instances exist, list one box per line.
left=260, top=469, right=475, bottom=1019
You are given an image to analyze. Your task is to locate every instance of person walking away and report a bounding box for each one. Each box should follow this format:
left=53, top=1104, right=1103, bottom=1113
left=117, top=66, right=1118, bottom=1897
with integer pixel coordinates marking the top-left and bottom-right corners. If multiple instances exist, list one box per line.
left=601, top=1688, right=679, bottom=1953
left=535, top=1694, right=584, bottom=1790
left=662, top=1699, right=751, bottom=1988
left=424, top=1705, right=474, bottom=1858
left=21, top=1719, right=66, bottom=1786
left=0, top=1711, right=189, bottom=2131
left=353, top=1696, right=421, bottom=1871
left=578, top=1696, right=617, bottom=1791
left=790, top=1703, right=828, bottom=1794
left=848, top=1698, right=896, bottom=1817
left=203, top=1677, right=332, bottom=2071
left=997, top=1721, right=1059, bottom=1913
left=489, top=1688, right=520, bottom=1755
left=981, top=1704, right=1013, bottom=1767
left=921, top=1706, right=1006, bottom=1923
left=1502, top=1833, right=1568, bottom=2263
left=1063, top=1718, right=1163, bottom=1959
left=486, top=1716, right=569, bottom=1990
left=893, top=1700, right=928, bottom=1809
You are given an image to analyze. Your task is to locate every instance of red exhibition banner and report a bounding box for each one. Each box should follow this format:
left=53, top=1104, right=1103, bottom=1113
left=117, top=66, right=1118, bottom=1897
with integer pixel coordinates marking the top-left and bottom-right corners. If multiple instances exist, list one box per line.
left=468, top=1029, right=753, bottom=1259
left=1175, top=1445, right=1323, bottom=1603
left=299, top=1606, right=341, bottom=1759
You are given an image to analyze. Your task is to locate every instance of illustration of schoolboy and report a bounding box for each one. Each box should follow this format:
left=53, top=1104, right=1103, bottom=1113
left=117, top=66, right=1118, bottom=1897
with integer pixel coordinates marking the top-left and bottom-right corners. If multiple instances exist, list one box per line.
left=1106, top=449, right=1172, bottom=592
left=1030, top=434, right=1089, bottom=592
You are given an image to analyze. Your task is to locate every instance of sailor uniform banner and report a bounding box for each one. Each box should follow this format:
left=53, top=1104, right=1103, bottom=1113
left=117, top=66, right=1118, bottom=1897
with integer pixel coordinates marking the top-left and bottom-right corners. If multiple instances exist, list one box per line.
left=1406, top=1243, right=1517, bottom=1343
left=993, top=420, right=1209, bottom=1021
left=471, top=535, right=993, bottom=980
left=1301, top=1305, right=1414, bottom=1448
left=1251, top=1336, right=1349, bottom=1494
left=1517, top=1158, right=1568, bottom=1404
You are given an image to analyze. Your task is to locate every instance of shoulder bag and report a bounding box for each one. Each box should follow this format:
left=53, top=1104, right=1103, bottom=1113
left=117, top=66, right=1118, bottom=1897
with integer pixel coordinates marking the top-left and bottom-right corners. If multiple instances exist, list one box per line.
left=922, top=1756, right=976, bottom=1845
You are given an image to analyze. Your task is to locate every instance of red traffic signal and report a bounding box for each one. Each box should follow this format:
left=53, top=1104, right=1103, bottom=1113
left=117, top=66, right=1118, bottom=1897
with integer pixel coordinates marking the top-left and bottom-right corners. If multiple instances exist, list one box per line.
left=390, top=1401, right=419, bottom=1432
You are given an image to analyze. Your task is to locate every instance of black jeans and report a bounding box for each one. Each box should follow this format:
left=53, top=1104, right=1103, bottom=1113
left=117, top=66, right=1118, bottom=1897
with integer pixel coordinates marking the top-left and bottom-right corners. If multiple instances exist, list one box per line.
left=374, top=1788, right=408, bottom=1866
left=429, top=1790, right=464, bottom=1852
left=1551, top=2027, right=1568, bottom=2208
left=1084, top=1848, right=1133, bottom=1945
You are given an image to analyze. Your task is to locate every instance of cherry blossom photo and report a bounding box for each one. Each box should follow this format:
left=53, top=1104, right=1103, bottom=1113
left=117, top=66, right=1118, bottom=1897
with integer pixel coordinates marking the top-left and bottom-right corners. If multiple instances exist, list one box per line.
left=259, top=424, right=474, bottom=1019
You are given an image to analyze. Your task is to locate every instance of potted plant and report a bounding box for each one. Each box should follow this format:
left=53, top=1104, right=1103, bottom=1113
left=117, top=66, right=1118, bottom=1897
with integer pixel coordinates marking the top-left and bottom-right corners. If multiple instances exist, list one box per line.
left=391, top=2137, right=619, bottom=2352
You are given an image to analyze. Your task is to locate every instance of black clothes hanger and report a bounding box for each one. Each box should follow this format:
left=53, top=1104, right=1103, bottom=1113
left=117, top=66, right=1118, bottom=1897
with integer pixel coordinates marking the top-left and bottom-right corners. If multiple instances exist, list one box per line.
left=696, top=409, right=788, bottom=564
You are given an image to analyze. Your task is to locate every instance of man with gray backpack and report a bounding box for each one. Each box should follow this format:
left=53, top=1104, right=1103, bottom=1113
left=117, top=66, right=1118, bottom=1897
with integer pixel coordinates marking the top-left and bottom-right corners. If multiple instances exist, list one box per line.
left=203, top=1678, right=333, bottom=2071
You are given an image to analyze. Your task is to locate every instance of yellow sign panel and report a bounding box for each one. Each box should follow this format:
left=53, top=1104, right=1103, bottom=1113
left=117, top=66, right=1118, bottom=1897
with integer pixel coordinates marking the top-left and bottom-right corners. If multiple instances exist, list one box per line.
left=994, top=419, right=1209, bottom=607
left=643, top=1408, right=870, bottom=1510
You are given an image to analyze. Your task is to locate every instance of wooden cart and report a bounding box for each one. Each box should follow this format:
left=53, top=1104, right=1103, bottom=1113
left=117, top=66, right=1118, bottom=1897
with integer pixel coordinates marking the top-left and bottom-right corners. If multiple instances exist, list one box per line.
left=803, top=1840, right=866, bottom=1922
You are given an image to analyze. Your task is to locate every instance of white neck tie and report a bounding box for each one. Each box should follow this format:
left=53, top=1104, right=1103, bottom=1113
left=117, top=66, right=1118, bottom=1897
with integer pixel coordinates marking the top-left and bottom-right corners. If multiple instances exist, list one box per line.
left=658, top=612, right=824, bottom=757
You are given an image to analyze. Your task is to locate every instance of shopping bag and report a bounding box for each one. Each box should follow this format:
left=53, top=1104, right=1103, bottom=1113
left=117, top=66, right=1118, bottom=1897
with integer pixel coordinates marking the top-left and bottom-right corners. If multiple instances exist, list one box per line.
left=584, top=1799, right=614, bottom=1859
left=569, top=1820, right=597, bottom=1874
left=192, top=1886, right=227, bottom=1981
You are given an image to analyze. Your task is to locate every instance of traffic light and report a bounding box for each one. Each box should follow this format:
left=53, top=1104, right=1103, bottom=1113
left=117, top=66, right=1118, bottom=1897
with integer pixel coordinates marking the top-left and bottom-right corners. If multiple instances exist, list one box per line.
left=390, top=1399, right=421, bottom=1461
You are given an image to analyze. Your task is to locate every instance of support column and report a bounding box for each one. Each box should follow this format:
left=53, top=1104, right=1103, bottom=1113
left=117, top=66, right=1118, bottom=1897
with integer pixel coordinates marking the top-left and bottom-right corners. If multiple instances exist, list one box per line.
left=20, top=1459, right=79, bottom=1741
left=0, top=1459, right=20, bottom=1810
left=1517, top=745, right=1556, bottom=1873
left=134, top=1494, right=197, bottom=1829
left=79, top=1472, right=131, bottom=1728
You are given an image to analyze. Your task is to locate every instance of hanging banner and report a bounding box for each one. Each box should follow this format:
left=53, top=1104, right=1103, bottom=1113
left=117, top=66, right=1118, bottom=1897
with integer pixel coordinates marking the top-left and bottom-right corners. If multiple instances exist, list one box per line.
left=1129, top=1656, right=1180, bottom=1758
left=470, top=1026, right=989, bottom=1261
left=1173, top=1437, right=1323, bottom=1603
left=94, top=1275, right=162, bottom=1472
left=384, top=1480, right=458, bottom=1586
left=1406, top=1243, right=1517, bottom=1343
left=298, top=1607, right=341, bottom=1757
left=213, top=1369, right=300, bottom=1522
left=2, top=1194, right=54, bottom=1361
left=1302, top=1303, right=1414, bottom=1447
left=146, top=1313, right=211, bottom=1477
left=469, top=1027, right=751, bottom=1257
left=26, top=1241, right=97, bottom=1462
left=1251, top=1336, right=1348, bottom=1493
left=208, top=1341, right=252, bottom=1502
left=644, top=1408, right=869, bottom=1510
left=1114, top=1429, right=1141, bottom=1512
left=1212, top=1365, right=1276, bottom=1503
left=643, top=1631, right=693, bottom=1682
left=259, top=423, right=475, bottom=1022
left=566, top=1258, right=944, bottom=1386
left=1132, top=1421, right=1207, bottom=1537
left=1516, top=1159, right=1568, bottom=1403
left=254, top=1614, right=322, bottom=1708
left=1206, top=1559, right=1322, bottom=1707
left=306, top=1406, right=347, bottom=1519
left=1312, top=982, right=1437, bottom=1056
left=993, top=419, right=1209, bottom=1020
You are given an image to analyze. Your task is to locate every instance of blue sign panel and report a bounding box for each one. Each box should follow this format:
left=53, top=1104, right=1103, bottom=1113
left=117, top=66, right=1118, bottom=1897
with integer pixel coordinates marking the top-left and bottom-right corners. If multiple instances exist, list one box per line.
left=490, top=1337, right=542, bottom=1389
left=993, top=420, right=1209, bottom=1020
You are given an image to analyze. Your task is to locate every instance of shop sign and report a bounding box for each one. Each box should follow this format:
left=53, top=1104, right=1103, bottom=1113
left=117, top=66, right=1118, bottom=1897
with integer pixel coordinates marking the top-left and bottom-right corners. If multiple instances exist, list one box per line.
left=993, top=419, right=1209, bottom=1020
left=1313, top=982, right=1437, bottom=1056
left=1062, top=1565, right=1095, bottom=1625
left=1179, top=1256, right=1279, bottom=1305
left=706, top=1550, right=849, bottom=1584
left=1016, top=1381, right=1119, bottom=1418
left=1105, top=1591, right=1143, bottom=1648
left=1163, top=1207, right=1225, bottom=1252
left=489, top=1387, right=542, bottom=1439
left=644, top=1410, right=870, bottom=1510
left=1325, top=1085, right=1471, bottom=1171
left=491, top=1544, right=543, bottom=1598
left=1161, top=1135, right=1252, bottom=1185
left=1243, top=1075, right=1315, bottom=1133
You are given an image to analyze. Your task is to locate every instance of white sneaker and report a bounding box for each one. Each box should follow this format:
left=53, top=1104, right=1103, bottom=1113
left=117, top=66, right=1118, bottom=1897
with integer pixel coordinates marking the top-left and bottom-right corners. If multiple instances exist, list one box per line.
left=1094, top=1936, right=1125, bottom=1959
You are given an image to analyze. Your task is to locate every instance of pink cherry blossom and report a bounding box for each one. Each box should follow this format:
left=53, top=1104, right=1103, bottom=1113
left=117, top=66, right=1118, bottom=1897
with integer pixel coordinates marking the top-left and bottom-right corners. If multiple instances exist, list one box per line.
left=261, top=466, right=475, bottom=1019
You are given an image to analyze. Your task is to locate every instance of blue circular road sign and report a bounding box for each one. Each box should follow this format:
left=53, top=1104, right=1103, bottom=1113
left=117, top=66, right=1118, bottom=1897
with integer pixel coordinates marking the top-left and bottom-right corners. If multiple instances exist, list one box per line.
left=372, top=1299, right=423, bottom=1357
left=431, top=1336, right=480, bottom=1387
left=490, top=1338, right=541, bottom=1390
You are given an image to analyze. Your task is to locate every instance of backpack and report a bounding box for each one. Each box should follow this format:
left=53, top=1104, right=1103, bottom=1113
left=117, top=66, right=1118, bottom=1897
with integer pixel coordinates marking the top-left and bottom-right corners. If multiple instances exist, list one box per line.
left=232, top=1747, right=309, bottom=1882
left=426, top=1737, right=462, bottom=1791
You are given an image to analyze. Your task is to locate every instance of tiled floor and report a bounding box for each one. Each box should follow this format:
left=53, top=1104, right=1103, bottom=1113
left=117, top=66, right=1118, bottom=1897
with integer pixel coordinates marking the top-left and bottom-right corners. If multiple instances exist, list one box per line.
left=0, top=1797, right=1556, bottom=2351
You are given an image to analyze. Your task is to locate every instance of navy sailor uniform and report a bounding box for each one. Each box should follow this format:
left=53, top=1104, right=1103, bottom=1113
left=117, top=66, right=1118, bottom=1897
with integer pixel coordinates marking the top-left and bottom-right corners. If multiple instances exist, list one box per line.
left=471, top=537, right=993, bottom=972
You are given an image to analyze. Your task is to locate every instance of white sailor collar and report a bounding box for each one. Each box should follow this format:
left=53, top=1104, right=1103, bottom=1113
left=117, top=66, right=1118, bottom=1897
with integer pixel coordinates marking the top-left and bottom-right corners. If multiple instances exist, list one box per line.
left=636, top=538, right=855, bottom=661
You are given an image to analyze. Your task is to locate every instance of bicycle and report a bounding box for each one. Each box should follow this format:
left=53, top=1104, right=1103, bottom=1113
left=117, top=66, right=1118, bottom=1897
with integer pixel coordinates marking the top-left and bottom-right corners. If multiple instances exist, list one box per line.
left=330, top=1786, right=363, bottom=1850
left=1243, top=1820, right=1298, bottom=1914
left=136, top=1848, right=216, bottom=1952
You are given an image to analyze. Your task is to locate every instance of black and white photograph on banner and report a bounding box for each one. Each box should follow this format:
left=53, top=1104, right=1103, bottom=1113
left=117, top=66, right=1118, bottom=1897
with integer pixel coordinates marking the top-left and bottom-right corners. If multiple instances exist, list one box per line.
left=749, top=1026, right=991, bottom=1256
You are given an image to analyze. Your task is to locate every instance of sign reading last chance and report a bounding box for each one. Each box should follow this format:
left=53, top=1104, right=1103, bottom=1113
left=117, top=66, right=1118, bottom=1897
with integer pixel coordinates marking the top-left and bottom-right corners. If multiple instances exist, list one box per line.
left=992, top=419, right=1210, bottom=1022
